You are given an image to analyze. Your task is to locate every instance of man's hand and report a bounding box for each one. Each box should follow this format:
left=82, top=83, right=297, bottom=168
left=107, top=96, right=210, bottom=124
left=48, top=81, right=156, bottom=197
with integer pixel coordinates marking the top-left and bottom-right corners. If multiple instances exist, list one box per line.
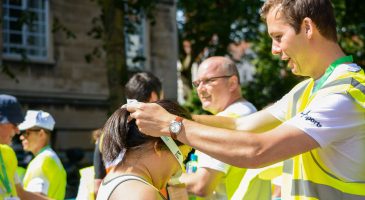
left=126, top=102, right=175, bottom=137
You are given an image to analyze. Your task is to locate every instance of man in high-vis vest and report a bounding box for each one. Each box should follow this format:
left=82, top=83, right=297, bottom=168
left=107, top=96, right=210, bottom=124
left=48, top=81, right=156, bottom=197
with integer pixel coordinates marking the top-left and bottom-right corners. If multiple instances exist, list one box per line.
left=19, top=110, right=66, bottom=200
left=126, top=0, right=365, bottom=199
left=0, top=94, right=50, bottom=200
left=178, top=56, right=257, bottom=199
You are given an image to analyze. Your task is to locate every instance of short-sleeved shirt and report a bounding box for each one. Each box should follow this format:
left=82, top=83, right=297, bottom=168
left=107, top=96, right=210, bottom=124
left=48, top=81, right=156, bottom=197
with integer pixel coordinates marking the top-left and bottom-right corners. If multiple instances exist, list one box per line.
left=266, top=64, right=365, bottom=181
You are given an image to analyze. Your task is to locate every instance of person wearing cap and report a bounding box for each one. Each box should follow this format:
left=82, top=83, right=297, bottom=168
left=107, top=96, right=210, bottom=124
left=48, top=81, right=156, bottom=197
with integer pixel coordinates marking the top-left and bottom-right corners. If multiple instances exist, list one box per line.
left=0, top=94, right=24, bottom=199
left=1, top=94, right=51, bottom=200
left=19, top=110, right=66, bottom=200
left=0, top=94, right=24, bottom=145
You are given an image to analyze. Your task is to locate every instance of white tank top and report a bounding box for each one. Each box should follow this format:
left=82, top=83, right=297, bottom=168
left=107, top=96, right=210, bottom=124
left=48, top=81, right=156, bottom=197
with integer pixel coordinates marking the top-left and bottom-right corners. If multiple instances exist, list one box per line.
left=96, top=174, right=167, bottom=200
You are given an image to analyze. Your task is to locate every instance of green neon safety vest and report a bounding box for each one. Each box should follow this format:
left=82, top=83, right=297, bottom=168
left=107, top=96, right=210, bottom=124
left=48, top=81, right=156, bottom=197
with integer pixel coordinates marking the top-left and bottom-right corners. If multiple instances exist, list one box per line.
left=232, top=161, right=283, bottom=200
left=196, top=105, right=277, bottom=200
left=23, top=146, right=67, bottom=200
left=0, top=144, right=18, bottom=198
left=224, top=112, right=248, bottom=200
left=16, top=166, right=26, bottom=183
left=282, top=65, right=365, bottom=199
left=194, top=110, right=248, bottom=200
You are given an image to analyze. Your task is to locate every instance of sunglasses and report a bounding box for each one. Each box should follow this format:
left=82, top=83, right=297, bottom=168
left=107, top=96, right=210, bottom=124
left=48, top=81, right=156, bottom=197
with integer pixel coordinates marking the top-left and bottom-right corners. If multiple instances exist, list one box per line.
left=21, top=129, right=41, bottom=137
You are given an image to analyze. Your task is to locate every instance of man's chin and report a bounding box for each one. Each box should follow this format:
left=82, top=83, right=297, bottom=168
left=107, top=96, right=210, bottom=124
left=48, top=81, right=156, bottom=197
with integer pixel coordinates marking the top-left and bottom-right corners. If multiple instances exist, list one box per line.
left=202, top=106, right=214, bottom=113
left=202, top=105, right=209, bottom=111
left=291, top=68, right=299, bottom=75
left=288, top=63, right=299, bottom=75
left=22, top=144, right=29, bottom=150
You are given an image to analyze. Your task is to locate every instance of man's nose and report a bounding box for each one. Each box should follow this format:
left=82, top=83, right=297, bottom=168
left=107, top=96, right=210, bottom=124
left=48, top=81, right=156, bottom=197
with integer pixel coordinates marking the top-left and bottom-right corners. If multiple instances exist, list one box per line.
left=196, top=81, right=206, bottom=92
left=19, top=134, right=24, bottom=140
left=271, top=43, right=281, bottom=55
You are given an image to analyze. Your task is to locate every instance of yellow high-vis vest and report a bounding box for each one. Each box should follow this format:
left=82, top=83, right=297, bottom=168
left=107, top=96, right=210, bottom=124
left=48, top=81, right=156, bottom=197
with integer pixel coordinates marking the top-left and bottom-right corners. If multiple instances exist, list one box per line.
left=23, top=146, right=66, bottom=200
left=0, top=144, right=18, bottom=198
left=282, top=67, right=365, bottom=199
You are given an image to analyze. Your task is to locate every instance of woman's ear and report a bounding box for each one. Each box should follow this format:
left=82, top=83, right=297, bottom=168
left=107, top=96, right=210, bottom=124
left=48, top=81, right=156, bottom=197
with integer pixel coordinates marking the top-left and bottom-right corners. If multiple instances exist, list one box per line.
left=148, top=91, right=159, bottom=102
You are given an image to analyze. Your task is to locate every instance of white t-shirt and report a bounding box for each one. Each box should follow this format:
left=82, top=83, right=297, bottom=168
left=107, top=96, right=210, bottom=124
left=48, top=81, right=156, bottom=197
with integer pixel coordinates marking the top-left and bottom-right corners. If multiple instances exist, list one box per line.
left=266, top=64, right=365, bottom=181
left=196, top=99, right=257, bottom=199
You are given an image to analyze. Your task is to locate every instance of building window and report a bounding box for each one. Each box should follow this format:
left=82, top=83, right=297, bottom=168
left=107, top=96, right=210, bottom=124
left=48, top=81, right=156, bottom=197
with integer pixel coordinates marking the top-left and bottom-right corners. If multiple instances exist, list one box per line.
left=125, top=29, right=145, bottom=71
left=2, top=0, right=50, bottom=62
left=124, top=8, right=147, bottom=71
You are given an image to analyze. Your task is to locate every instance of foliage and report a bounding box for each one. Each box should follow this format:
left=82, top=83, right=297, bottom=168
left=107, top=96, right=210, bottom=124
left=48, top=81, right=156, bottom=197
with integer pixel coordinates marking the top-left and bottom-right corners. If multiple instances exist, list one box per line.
left=177, top=0, right=263, bottom=84
left=85, top=0, right=156, bottom=112
left=182, top=89, right=210, bottom=115
left=86, top=0, right=156, bottom=63
left=180, top=0, right=365, bottom=111
left=178, top=0, right=262, bottom=55
left=333, top=0, right=365, bottom=67
left=53, top=17, right=77, bottom=39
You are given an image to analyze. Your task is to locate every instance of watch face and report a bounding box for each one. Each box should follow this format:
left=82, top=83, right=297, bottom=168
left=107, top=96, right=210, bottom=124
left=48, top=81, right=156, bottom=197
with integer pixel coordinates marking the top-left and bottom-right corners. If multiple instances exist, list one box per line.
left=170, top=121, right=182, bottom=134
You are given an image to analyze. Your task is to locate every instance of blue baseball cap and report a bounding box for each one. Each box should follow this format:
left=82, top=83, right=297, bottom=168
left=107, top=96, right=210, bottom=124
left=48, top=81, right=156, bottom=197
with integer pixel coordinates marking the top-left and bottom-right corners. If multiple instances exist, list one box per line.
left=0, top=94, right=24, bottom=125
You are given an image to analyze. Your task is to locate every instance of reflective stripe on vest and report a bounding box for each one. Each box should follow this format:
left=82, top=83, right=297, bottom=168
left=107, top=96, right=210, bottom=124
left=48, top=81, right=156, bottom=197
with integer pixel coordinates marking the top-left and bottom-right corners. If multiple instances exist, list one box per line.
left=282, top=68, right=365, bottom=199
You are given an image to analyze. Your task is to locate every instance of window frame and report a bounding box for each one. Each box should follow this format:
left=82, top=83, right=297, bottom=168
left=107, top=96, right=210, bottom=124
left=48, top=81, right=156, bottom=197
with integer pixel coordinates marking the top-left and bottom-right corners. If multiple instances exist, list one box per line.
left=2, top=0, right=54, bottom=64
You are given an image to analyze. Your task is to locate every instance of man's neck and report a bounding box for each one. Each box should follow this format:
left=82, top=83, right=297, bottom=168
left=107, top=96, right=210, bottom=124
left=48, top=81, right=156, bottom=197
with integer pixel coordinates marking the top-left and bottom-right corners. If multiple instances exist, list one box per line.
left=33, top=144, right=49, bottom=155
left=210, top=97, right=244, bottom=115
left=225, top=96, right=244, bottom=109
left=311, top=42, right=346, bottom=80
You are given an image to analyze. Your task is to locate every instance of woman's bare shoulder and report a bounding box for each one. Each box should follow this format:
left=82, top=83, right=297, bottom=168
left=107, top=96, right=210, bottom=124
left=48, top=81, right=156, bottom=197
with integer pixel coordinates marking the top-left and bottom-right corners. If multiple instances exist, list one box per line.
left=109, top=179, right=162, bottom=200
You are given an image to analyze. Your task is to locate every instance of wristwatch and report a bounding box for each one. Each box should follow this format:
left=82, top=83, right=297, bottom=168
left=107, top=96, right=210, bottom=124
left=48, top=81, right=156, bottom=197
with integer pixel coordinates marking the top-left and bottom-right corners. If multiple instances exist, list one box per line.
left=169, top=116, right=183, bottom=139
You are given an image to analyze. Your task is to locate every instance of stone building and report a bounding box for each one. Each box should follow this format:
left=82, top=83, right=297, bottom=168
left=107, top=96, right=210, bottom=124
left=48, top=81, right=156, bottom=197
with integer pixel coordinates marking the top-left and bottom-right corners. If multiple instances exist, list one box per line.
left=0, top=0, right=178, bottom=165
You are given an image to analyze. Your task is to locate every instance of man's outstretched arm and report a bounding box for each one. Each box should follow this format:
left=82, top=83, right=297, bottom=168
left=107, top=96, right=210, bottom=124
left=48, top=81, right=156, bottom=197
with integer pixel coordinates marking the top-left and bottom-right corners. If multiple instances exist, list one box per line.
left=127, top=102, right=319, bottom=168
left=193, top=109, right=281, bottom=133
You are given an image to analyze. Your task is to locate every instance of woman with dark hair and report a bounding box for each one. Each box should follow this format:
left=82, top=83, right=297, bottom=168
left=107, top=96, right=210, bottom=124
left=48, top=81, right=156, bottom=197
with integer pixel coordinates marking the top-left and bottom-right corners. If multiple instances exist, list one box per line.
left=93, top=72, right=163, bottom=198
left=96, top=100, right=192, bottom=200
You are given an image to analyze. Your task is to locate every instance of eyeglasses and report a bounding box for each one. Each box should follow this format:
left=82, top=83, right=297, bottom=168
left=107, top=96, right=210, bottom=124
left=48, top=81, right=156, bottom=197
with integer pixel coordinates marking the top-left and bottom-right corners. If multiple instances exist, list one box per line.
left=21, top=129, right=41, bottom=138
left=192, top=75, right=233, bottom=88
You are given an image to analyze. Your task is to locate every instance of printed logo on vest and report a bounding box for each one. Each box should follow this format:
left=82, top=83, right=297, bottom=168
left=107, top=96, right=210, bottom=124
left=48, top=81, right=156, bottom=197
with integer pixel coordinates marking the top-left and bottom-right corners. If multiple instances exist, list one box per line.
left=299, top=111, right=322, bottom=127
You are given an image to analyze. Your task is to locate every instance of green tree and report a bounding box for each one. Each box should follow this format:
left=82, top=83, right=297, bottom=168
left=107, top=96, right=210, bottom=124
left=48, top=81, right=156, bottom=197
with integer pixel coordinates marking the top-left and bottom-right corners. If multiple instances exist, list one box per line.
left=88, top=0, right=156, bottom=112
left=178, top=0, right=262, bottom=86
left=333, top=0, right=365, bottom=67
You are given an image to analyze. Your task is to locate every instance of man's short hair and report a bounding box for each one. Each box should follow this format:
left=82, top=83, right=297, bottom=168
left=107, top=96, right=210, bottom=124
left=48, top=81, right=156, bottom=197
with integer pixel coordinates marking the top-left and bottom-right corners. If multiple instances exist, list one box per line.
left=260, top=0, right=337, bottom=42
left=222, top=58, right=240, bottom=84
left=125, top=72, right=162, bottom=102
